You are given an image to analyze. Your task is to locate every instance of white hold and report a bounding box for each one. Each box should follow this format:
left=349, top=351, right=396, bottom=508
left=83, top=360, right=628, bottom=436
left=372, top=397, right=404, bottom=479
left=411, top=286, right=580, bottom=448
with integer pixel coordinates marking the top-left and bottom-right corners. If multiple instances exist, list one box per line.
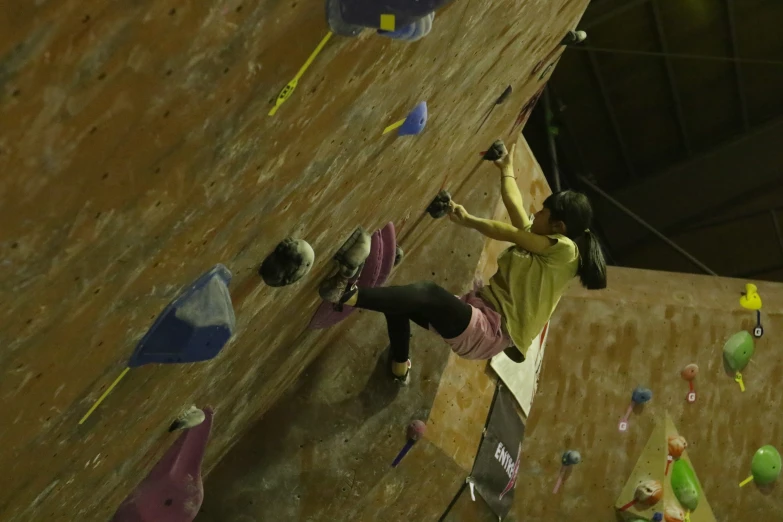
left=169, top=405, right=206, bottom=432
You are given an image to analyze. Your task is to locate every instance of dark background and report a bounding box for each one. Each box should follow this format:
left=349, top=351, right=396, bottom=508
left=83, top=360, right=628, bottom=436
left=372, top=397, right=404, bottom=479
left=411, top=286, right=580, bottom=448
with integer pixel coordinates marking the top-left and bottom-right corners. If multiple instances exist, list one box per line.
left=525, top=0, right=783, bottom=281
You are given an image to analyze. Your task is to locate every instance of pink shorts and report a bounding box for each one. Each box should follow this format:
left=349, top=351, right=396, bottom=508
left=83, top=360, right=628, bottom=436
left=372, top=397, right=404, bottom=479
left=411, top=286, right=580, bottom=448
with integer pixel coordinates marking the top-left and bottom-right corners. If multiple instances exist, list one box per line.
left=430, top=285, right=512, bottom=360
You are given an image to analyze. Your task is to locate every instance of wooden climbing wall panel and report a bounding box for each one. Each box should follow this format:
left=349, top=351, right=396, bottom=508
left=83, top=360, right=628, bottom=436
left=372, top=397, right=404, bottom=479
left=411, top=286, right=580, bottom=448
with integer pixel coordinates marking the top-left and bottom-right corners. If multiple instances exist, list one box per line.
left=515, top=267, right=783, bottom=521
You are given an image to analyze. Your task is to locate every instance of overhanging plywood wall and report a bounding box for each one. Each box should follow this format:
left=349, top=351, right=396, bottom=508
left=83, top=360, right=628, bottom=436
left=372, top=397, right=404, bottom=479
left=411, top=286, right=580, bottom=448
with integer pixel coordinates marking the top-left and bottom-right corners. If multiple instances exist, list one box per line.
left=514, top=267, right=783, bottom=521
left=0, top=0, right=587, bottom=518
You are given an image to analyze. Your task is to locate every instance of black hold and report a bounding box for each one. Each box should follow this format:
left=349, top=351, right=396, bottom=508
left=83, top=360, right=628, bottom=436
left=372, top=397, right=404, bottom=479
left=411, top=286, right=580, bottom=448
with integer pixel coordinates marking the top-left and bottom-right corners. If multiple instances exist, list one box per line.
left=426, top=190, right=452, bottom=219
left=538, top=58, right=560, bottom=80
left=475, top=86, right=512, bottom=135
left=495, top=85, right=512, bottom=105
left=259, top=238, right=315, bottom=287
left=560, top=30, right=587, bottom=46
left=394, top=245, right=404, bottom=267
left=482, top=140, right=506, bottom=161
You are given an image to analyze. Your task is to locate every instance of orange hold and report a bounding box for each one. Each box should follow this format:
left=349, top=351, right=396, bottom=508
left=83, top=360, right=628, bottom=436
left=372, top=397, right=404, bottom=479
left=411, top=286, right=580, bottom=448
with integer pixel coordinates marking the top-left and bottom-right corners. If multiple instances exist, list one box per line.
left=668, top=435, right=688, bottom=459
left=635, top=479, right=663, bottom=505
left=680, top=363, right=699, bottom=381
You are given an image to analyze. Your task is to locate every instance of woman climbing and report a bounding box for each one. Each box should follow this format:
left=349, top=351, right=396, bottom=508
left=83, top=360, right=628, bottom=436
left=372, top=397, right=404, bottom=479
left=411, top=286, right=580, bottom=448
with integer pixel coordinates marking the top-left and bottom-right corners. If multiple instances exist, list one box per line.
left=319, top=142, right=607, bottom=383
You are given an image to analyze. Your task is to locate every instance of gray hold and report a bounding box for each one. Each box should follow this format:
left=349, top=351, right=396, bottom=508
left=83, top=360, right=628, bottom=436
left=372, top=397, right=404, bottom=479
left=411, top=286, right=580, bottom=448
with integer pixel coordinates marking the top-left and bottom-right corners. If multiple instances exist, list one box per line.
left=562, top=450, right=582, bottom=466
left=394, top=245, right=404, bottom=267
left=259, top=238, right=315, bottom=287
left=427, top=190, right=452, bottom=219
left=168, top=405, right=206, bottom=432
left=561, top=30, right=587, bottom=46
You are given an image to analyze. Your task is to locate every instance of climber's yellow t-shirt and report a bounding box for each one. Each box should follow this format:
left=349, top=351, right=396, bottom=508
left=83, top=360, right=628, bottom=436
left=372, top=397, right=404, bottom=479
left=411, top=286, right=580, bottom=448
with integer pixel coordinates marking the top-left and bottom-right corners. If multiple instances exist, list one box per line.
left=479, top=226, right=579, bottom=358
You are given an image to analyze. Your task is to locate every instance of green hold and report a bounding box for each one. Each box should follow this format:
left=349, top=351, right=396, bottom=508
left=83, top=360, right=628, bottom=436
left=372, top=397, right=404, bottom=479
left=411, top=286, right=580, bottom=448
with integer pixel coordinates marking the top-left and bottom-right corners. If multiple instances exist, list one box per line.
left=671, top=459, right=700, bottom=511
left=723, top=331, right=754, bottom=372
left=751, top=445, right=782, bottom=485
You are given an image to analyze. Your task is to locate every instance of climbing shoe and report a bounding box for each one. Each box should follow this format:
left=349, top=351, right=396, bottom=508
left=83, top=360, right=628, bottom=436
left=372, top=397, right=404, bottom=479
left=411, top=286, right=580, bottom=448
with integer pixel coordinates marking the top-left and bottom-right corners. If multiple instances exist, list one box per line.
left=391, top=359, right=412, bottom=386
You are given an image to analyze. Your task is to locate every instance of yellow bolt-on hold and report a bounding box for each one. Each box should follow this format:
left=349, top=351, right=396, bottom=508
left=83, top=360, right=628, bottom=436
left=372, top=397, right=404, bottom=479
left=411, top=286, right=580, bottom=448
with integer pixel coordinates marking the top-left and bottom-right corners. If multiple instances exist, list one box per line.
left=78, top=367, right=131, bottom=425
left=739, top=283, right=762, bottom=310
left=269, top=32, right=333, bottom=117
left=380, top=14, right=396, bottom=31
left=734, top=371, right=745, bottom=392
left=382, top=119, right=405, bottom=135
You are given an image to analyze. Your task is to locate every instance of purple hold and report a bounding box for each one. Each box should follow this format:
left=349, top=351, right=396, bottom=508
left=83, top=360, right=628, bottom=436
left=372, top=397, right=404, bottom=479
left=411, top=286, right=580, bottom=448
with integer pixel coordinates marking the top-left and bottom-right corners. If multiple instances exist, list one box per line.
left=632, top=387, right=653, bottom=404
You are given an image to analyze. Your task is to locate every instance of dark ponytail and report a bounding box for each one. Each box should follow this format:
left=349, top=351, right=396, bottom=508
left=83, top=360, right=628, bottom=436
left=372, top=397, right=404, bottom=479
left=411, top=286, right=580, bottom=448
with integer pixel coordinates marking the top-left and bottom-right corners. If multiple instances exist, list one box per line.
left=575, top=230, right=607, bottom=289
left=543, top=190, right=607, bottom=290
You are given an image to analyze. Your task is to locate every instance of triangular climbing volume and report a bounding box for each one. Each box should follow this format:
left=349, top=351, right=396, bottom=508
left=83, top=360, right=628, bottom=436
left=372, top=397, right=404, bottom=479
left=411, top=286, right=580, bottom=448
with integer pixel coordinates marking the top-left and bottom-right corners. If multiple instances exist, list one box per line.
left=615, top=413, right=716, bottom=522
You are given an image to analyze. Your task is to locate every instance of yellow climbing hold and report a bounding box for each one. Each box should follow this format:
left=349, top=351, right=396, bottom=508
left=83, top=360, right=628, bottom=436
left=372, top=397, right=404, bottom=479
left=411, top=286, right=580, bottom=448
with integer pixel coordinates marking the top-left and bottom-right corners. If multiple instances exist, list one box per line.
left=734, top=372, right=745, bottom=392
left=739, top=283, right=762, bottom=310
left=269, top=32, right=333, bottom=116
left=78, top=367, right=131, bottom=425
left=382, top=119, right=405, bottom=135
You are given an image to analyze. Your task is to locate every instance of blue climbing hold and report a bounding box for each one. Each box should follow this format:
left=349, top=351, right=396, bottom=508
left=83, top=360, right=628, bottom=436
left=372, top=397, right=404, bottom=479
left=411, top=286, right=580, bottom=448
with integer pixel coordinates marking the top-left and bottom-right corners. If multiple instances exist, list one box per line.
left=631, top=386, right=653, bottom=404
left=330, top=0, right=449, bottom=34
left=399, top=102, right=428, bottom=136
left=128, top=264, right=236, bottom=367
left=378, top=13, right=434, bottom=42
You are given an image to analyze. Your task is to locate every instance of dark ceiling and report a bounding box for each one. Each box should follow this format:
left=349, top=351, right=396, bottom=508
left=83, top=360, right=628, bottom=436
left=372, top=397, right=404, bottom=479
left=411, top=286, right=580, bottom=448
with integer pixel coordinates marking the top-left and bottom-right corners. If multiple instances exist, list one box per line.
left=523, top=0, right=783, bottom=282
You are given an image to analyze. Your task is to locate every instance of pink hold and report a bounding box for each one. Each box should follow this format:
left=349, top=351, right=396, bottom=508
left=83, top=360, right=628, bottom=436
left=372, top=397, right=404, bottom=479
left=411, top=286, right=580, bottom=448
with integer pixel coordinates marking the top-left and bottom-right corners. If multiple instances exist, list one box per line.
left=112, top=408, right=214, bottom=522
left=407, top=420, right=427, bottom=441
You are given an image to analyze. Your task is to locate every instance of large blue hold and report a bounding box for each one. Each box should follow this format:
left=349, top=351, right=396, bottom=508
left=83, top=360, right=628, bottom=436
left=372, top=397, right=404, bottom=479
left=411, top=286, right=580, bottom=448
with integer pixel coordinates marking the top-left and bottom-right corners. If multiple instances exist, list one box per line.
left=399, top=102, right=428, bottom=136
left=330, top=0, right=453, bottom=33
left=378, top=13, right=434, bottom=42
left=128, top=264, right=236, bottom=367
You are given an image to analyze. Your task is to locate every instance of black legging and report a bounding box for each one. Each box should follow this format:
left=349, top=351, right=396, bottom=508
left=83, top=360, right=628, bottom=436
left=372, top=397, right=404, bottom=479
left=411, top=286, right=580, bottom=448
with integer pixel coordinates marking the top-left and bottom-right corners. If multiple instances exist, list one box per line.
left=354, top=281, right=473, bottom=363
